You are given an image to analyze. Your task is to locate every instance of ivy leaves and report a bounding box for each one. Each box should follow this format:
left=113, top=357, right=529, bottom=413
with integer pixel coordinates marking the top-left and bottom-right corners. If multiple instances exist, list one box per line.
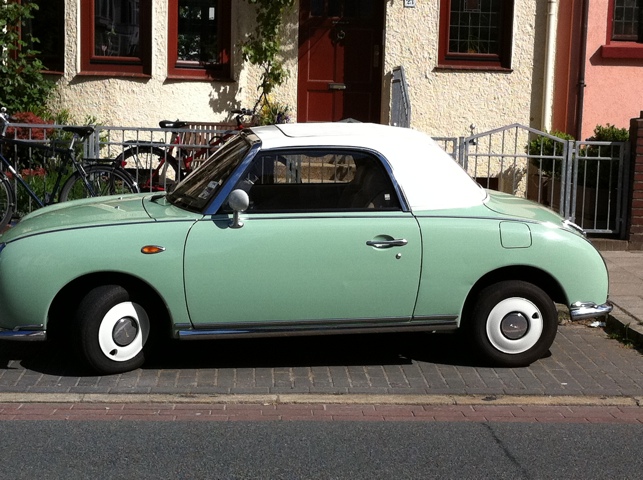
left=0, top=2, right=54, bottom=115
left=242, top=0, right=294, bottom=97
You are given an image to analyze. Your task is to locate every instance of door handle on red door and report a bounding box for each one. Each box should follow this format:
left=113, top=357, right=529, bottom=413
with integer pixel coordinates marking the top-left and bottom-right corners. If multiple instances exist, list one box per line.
left=366, top=239, right=408, bottom=248
left=328, top=83, right=346, bottom=90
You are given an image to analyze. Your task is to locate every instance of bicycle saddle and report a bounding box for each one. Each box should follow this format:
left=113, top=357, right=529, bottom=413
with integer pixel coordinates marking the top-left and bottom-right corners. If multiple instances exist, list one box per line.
left=63, top=126, right=95, bottom=138
left=159, top=120, right=187, bottom=129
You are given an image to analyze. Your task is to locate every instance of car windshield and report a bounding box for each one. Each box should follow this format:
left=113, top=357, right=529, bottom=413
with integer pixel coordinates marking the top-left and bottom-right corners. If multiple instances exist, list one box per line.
left=166, top=133, right=253, bottom=212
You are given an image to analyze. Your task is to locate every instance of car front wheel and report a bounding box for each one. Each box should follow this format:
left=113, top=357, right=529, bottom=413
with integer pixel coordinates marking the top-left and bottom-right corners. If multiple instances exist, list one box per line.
left=470, top=281, right=557, bottom=367
left=75, top=285, right=150, bottom=374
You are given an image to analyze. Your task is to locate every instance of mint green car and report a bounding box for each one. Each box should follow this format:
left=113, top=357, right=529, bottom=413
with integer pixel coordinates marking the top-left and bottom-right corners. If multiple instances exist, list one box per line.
left=0, top=123, right=611, bottom=374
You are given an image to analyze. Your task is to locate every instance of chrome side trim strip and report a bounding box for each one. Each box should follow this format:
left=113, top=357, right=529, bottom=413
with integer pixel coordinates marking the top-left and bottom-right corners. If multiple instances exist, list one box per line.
left=0, top=329, right=46, bottom=341
left=569, top=302, right=613, bottom=321
left=178, top=317, right=458, bottom=340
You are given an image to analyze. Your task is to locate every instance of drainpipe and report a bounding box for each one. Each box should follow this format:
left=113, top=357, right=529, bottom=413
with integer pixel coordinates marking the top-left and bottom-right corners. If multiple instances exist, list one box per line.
left=542, top=0, right=558, bottom=132
left=575, top=0, right=589, bottom=140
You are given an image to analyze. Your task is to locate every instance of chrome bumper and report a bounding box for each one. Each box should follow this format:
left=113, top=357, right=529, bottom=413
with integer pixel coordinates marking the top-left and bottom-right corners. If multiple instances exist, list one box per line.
left=0, top=328, right=46, bottom=341
left=569, top=302, right=613, bottom=321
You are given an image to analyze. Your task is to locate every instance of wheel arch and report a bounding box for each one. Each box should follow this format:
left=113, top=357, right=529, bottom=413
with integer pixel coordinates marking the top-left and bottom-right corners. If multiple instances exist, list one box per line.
left=461, top=265, right=566, bottom=327
left=47, top=272, right=172, bottom=342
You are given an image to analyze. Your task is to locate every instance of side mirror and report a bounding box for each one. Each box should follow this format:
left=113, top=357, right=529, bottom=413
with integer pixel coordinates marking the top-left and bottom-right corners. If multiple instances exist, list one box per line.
left=228, top=189, right=249, bottom=229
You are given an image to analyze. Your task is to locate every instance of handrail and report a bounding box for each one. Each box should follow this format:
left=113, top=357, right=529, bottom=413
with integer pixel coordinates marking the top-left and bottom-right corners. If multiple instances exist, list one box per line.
left=391, top=66, right=411, bottom=128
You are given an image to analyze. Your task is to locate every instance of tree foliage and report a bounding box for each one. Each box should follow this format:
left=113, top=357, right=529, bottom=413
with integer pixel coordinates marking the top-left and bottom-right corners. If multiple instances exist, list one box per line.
left=0, top=1, right=55, bottom=115
left=242, top=0, right=294, bottom=101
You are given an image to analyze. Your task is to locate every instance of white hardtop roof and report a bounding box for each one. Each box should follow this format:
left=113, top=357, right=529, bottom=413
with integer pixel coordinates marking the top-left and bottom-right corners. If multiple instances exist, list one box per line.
left=250, top=123, right=486, bottom=211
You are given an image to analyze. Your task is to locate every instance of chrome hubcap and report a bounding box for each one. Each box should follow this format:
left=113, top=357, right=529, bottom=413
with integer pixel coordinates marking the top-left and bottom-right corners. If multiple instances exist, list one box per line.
left=112, top=317, right=139, bottom=347
left=500, top=312, right=529, bottom=340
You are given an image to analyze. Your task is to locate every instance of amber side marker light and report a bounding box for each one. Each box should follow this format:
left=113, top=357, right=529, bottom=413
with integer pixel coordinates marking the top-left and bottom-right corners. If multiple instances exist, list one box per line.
left=141, top=245, right=166, bottom=254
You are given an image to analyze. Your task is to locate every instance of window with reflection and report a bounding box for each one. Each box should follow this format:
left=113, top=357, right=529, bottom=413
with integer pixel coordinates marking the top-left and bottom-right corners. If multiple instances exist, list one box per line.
left=438, top=0, right=514, bottom=70
left=308, top=0, right=374, bottom=19
left=23, top=0, right=65, bottom=73
left=233, top=150, right=401, bottom=212
left=80, top=0, right=152, bottom=75
left=612, top=0, right=642, bottom=42
left=168, top=0, right=231, bottom=79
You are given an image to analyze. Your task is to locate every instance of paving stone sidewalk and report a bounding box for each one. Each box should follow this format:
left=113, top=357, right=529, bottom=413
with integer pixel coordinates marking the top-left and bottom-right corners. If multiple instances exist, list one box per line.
left=602, top=250, right=643, bottom=332
left=0, top=323, right=641, bottom=398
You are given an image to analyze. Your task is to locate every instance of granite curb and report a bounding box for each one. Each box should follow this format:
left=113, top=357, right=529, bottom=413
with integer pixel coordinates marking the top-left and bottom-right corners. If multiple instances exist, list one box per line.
left=0, top=392, right=641, bottom=407
left=606, top=305, right=643, bottom=350
left=600, top=250, right=643, bottom=350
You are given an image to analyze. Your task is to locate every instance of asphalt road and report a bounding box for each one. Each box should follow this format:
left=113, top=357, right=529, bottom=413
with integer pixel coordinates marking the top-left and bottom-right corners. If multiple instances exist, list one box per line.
left=0, top=420, right=641, bottom=479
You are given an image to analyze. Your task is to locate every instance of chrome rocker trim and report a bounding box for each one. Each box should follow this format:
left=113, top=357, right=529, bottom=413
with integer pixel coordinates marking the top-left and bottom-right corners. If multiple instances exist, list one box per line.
left=178, top=317, right=459, bottom=340
left=569, top=302, right=613, bottom=321
left=0, top=327, right=46, bottom=341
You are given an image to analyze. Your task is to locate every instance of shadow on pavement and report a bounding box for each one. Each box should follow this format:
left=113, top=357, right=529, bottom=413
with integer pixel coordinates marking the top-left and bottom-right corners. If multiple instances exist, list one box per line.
left=1, top=332, right=481, bottom=377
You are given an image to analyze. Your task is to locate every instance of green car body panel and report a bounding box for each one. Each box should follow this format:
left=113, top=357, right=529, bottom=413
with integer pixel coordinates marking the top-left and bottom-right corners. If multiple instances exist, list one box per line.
left=184, top=211, right=422, bottom=325
left=0, top=195, right=201, bottom=332
left=411, top=191, right=609, bottom=321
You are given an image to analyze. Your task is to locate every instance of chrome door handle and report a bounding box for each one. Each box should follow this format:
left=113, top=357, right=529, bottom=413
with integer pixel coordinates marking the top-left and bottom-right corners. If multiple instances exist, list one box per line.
left=366, top=239, right=408, bottom=248
left=328, top=83, right=346, bottom=90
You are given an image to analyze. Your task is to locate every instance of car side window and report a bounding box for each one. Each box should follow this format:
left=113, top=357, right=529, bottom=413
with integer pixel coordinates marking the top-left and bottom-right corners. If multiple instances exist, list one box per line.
left=232, top=150, right=401, bottom=212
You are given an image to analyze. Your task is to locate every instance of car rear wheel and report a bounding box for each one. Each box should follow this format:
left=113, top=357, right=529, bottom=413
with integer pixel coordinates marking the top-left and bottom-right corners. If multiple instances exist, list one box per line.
left=75, top=285, right=150, bottom=374
left=470, top=281, right=557, bottom=367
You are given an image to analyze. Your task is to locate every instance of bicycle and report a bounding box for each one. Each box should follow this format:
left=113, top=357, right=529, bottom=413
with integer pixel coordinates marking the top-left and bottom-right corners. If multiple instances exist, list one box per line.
left=0, top=107, right=139, bottom=231
left=115, top=108, right=257, bottom=192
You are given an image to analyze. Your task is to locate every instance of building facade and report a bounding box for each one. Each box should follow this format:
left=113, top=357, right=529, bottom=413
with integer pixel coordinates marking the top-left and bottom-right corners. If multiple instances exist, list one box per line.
left=21, top=1, right=550, bottom=137
left=553, top=0, right=643, bottom=140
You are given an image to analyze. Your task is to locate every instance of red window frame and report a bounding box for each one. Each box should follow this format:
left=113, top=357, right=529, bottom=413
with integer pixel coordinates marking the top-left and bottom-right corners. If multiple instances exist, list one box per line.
left=80, top=0, right=152, bottom=77
left=167, top=0, right=232, bottom=80
left=602, top=0, right=643, bottom=59
left=437, top=0, right=514, bottom=71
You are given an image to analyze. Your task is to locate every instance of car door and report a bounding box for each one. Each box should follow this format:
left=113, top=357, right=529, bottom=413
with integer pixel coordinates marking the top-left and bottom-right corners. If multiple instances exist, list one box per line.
left=183, top=149, right=422, bottom=327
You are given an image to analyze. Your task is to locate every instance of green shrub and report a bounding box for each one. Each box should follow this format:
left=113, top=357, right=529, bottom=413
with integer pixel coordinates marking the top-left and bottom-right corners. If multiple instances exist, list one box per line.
left=0, top=2, right=55, bottom=116
left=526, top=130, right=574, bottom=178
left=587, top=124, right=629, bottom=143
left=527, top=125, right=628, bottom=186
left=578, top=124, right=629, bottom=190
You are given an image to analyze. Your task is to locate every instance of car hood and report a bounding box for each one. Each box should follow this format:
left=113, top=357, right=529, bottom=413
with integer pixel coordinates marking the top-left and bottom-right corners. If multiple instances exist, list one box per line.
left=0, top=194, right=198, bottom=243
left=483, top=190, right=566, bottom=224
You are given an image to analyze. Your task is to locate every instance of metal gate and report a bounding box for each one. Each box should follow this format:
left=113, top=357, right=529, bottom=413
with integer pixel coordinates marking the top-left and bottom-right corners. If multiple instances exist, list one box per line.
left=435, top=124, right=630, bottom=237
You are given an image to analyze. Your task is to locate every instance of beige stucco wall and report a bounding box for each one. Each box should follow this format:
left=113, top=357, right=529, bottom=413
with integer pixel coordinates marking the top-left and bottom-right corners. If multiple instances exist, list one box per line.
left=383, top=1, right=546, bottom=138
left=50, top=1, right=545, bottom=137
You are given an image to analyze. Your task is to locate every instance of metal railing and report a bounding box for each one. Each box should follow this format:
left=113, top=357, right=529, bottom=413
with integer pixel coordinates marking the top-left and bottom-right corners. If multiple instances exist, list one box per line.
left=391, top=66, right=411, bottom=128
left=435, top=125, right=630, bottom=237
left=1, top=122, right=238, bottom=219
left=1, top=122, right=631, bottom=237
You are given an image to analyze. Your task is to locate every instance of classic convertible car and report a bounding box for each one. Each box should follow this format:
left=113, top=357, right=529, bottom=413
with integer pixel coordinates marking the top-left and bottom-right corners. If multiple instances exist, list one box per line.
left=0, top=123, right=611, bottom=374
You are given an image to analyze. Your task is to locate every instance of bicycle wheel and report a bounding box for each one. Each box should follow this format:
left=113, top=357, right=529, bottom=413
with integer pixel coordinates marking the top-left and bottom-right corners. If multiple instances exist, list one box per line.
left=59, top=166, right=139, bottom=202
left=115, top=145, right=181, bottom=192
left=0, top=174, right=16, bottom=232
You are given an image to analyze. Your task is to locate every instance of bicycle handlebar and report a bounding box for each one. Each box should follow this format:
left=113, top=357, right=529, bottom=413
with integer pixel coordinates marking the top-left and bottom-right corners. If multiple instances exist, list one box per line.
left=231, top=108, right=254, bottom=116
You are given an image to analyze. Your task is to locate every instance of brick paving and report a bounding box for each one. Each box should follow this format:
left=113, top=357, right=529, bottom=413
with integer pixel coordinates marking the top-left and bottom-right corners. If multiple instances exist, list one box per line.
left=602, top=251, right=643, bottom=325
left=0, top=401, right=641, bottom=424
left=0, top=323, right=641, bottom=397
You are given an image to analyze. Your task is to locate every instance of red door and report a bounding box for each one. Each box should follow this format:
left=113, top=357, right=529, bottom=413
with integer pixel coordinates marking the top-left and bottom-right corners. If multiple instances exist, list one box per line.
left=298, top=0, right=384, bottom=123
